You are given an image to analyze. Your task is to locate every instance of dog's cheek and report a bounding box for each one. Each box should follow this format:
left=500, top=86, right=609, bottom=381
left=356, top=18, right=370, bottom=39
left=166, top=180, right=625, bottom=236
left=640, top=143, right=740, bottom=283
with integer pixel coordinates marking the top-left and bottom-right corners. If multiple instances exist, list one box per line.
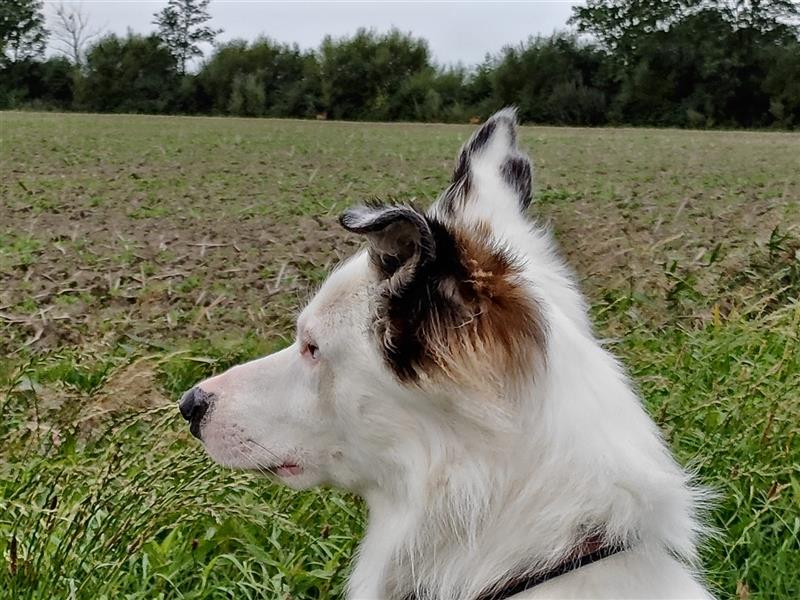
left=316, top=361, right=340, bottom=417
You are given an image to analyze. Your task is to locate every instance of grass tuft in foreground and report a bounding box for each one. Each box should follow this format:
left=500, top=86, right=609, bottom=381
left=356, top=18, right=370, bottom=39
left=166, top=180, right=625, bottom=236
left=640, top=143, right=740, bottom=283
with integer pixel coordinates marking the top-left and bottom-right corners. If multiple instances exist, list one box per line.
left=2, top=305, right=797, bottom=598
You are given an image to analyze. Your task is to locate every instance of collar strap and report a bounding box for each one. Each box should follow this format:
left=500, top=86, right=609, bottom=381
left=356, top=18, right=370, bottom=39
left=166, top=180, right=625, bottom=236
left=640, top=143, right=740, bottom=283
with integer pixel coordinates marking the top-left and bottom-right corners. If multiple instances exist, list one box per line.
left=475, top=536, right=627, bottom=600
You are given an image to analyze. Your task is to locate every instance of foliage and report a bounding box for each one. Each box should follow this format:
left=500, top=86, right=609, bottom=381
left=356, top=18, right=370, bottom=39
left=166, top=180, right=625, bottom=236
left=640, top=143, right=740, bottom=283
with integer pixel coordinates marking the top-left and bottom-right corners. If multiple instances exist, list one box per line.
left=153, top=0, right=222, bottom=74
left=0, top=56, right=73, bottom=110
left=319, top=28, right=432, bottom=121
left=569, top=0, right=690, bottom=64
left=228, top=72, right=266, bottom=117
left=762, top=39, right=800, bottom=128
left=570, top=0, right=800, bottom=58
left=76, top=34, right=179, bottom=113
left=0, top=0, right=47, bottom=62
left=490, top=34, right=611, bottom=125
left=3, top=0, right=800, bottom=128
left=198, top=37, right=321, bottom=117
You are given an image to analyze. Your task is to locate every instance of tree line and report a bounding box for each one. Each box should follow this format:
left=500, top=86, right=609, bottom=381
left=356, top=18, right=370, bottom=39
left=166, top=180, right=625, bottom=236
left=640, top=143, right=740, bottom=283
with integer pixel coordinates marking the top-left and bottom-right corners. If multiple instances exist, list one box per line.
left=2, top=0, right=799, bottom=128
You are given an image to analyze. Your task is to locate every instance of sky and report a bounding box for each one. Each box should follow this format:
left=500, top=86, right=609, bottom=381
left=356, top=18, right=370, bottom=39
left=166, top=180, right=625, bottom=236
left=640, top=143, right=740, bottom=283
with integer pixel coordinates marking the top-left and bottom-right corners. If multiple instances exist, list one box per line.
left=44, top=1, right=580, bottom=67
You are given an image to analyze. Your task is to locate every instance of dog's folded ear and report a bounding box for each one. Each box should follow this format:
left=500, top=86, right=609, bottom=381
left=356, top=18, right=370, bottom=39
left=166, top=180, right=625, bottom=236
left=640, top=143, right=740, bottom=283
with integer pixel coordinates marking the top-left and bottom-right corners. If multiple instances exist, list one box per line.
left=341, top=201, right=545, bottom=384
left=339, top=203, right=435, bottom=281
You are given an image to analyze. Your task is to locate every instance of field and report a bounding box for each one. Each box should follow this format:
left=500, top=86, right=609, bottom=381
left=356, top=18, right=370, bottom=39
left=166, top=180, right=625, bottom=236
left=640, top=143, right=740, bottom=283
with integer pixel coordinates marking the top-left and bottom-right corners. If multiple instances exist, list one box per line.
left=1, top=111, right=798, bottom=599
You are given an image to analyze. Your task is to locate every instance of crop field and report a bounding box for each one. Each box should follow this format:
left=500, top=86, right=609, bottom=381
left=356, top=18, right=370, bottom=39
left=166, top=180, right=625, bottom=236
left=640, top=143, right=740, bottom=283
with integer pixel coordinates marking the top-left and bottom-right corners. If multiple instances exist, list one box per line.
left=1, top=112, right=798, bottom=599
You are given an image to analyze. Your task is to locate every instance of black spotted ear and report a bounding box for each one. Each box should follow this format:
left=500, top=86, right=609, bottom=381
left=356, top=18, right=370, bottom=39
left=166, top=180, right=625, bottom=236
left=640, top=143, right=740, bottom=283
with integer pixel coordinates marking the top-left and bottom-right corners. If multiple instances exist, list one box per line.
left=440, top=107, right=532, bottom=214
left=339, top=203, right=436, bottom=281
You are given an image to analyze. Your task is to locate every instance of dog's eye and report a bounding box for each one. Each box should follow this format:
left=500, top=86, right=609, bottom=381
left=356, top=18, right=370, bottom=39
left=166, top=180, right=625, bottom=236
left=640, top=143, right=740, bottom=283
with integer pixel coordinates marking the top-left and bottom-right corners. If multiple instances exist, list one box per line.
left=302, top=341, right=320, bottom=360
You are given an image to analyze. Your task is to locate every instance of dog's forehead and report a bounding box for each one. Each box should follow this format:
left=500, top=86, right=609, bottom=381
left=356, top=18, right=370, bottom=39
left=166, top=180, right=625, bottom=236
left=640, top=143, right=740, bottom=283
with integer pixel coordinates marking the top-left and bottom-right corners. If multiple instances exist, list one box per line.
left=299, top=250, right=372, bottom=331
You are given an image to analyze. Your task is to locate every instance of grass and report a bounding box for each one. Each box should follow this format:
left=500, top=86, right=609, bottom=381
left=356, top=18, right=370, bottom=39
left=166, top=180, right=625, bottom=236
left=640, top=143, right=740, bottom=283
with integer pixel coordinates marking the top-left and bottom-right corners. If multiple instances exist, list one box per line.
left=1, top=111, right=799, bottom=599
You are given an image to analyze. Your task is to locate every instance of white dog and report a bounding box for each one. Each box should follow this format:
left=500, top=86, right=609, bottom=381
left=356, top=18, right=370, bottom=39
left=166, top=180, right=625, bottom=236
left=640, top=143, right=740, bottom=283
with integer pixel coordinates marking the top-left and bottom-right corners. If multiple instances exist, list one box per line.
left=179, top=109, right=711, bottom=599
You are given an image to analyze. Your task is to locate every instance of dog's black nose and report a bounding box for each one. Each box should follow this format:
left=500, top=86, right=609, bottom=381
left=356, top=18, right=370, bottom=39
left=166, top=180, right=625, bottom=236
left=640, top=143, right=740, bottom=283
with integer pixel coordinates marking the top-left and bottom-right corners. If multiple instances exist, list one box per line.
left=179, top=387, right=213, bottom=439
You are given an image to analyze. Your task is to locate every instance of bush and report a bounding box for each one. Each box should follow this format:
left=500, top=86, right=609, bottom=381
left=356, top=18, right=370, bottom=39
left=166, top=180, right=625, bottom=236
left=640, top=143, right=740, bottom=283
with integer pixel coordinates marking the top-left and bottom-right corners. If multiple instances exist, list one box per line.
left=228, top=72, right=265, bottom=117
left=77, top=34, right=179, bottom=113
left=319, top=28, right=431, bottom=121
left=491, top=34, right=612, bottom=125
left=0, top=57, right=75, bottom=110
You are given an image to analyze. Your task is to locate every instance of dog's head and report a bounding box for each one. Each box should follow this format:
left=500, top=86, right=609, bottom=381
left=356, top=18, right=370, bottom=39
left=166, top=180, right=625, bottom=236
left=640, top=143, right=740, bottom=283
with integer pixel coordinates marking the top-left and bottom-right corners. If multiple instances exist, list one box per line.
left=179, top=109, right=548, bottom=492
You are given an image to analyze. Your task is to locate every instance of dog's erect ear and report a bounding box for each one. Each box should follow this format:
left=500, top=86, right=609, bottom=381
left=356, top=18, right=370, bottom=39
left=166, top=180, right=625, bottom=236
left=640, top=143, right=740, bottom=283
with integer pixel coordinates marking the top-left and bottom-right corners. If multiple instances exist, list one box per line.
left=339, top=203, right=435, bottom=282
left=439, top=107, right=532, bottom=217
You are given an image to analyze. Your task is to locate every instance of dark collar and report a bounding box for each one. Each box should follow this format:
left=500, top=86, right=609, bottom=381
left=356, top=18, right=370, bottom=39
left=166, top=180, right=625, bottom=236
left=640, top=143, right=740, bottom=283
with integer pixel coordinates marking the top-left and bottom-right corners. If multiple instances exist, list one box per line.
left=403, top=536, right=626, bottom=600
left=474, top=536, right=627, bottom=600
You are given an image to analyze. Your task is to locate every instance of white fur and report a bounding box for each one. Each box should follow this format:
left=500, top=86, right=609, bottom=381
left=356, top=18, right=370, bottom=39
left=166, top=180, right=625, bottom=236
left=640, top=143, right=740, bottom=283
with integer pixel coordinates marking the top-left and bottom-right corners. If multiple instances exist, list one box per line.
left=190, top=111, right=712, bottom=599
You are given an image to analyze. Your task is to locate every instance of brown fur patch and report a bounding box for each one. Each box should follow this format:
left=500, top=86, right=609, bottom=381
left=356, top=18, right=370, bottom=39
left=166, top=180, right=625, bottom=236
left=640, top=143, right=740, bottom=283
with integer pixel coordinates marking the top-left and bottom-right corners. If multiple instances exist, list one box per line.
left=373, top=216, right=546, bottom=389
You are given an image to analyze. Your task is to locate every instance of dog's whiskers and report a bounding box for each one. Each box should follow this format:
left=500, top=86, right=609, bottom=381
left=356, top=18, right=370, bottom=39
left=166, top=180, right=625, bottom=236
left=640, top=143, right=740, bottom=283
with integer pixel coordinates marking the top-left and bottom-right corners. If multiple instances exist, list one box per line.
left=246, top=437, right=283, bottom=466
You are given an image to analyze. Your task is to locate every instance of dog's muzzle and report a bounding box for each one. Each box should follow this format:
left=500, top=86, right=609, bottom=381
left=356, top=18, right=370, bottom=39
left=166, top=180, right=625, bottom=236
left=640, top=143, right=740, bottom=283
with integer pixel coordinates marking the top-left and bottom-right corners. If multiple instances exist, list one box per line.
left=179, top=387, right=214, bottom=439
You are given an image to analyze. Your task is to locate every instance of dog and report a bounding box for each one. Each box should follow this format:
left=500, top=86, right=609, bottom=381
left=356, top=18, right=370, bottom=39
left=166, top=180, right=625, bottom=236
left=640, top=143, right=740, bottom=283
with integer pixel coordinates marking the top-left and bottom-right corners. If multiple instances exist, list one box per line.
left=179, top=109, right=711, bottom=599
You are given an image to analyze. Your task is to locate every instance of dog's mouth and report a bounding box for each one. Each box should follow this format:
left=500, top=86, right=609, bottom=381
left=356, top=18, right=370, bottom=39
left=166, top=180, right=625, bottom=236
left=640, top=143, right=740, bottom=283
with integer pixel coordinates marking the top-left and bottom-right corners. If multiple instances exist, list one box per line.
left=261, top=462, right=304, bottom=478
left=241, top=438, right=303, bottom=477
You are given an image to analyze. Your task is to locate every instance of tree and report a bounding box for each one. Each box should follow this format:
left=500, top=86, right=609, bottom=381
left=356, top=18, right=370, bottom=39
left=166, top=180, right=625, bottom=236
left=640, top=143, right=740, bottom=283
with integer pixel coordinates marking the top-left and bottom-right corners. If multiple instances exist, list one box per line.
left=714, top=0, right=800, bottom=36
left=1, top=0, right=48, bottom=62
left=198, top=37, right=322, bottom=117
left=51, top=2, right=102, bottom=67
left=78, top=33, right=179, bottom=113
left=153, top=0, right=221, bottom=74
left=569, top=0, right=800, bottom=127
left=227, top=72, right=265, bottom=116
left=571, top=1, right=800, bottom=59
left=491, top=34, right=611, bottom=125
left=569, top=0, right=715, bottom=69
left=319, top=29, right=431, bottom=120
left=0, top=56, right=74, bottom=109
left=608, top=9, right=739, bottom=126
left=762, top=39, right=800, bottom=128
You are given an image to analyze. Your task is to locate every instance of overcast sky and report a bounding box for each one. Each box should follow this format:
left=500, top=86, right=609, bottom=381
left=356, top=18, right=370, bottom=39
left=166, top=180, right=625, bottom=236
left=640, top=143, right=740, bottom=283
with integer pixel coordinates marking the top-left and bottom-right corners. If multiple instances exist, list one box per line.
left=45, top=1, right=580, bottom=67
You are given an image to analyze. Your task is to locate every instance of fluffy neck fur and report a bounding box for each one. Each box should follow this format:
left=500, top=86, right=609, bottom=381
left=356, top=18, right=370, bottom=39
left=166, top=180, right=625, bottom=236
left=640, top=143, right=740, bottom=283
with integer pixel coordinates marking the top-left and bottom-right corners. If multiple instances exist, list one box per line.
left=346, top=223, right=702, bottom=600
